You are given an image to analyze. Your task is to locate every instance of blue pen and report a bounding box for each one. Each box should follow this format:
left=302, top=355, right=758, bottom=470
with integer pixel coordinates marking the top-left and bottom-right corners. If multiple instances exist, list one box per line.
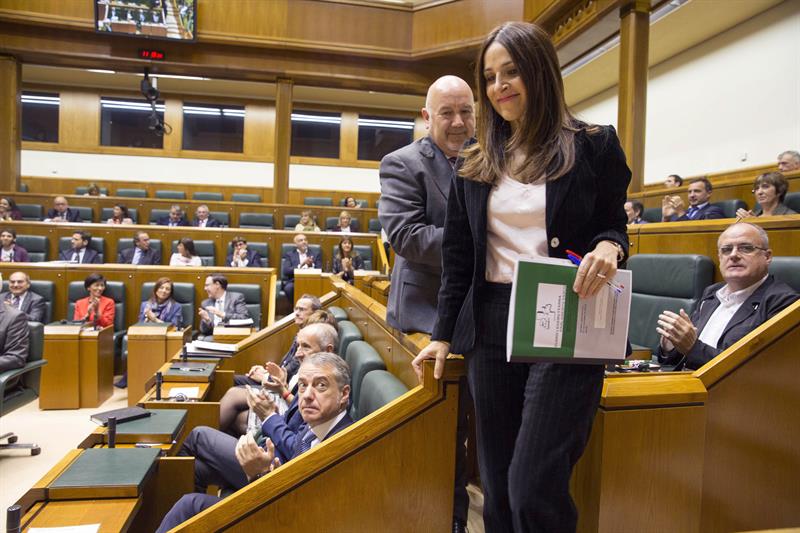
left=565, top=249, right=624, bottom=294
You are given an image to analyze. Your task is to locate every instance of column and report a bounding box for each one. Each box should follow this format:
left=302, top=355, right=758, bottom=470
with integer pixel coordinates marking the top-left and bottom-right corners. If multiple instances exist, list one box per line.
left=0, top=55, right=21, bottom=191
left=272, top=78, right=293, bottom=204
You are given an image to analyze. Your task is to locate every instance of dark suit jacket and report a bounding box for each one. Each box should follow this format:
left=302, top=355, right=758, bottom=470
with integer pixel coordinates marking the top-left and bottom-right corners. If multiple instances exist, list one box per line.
left=1, top=290, right=46, bottom=323
left=225, top=249, right=263, bottom=268
left=46, top=207, right=82, bottom=223
left=261, top=394, right=304, bottom=462
left=192, top=217, right=222, bottom=228
left=674, top=203, right=725, bottom=221
left=199, top=291, right=250, bottom=335
left=118, top=246, right=162, bottom=265
left=1, top=245, right=29, bottom=262
left=281, top=248, right=322, bottom=282
left=333, top=254, right=365, bottom=284
left=0, top=304, right=30, bottom=372
left=657, top=275, right=798, bottom=370
left=58, top=247, right=101, bottom=264
left=431, top=126, right=631, bottom=354
left=156, top=216, right=190, bottom=227
left=291, top=413, right=354, bottom=459
left=379, top=136, right=453, bottom=334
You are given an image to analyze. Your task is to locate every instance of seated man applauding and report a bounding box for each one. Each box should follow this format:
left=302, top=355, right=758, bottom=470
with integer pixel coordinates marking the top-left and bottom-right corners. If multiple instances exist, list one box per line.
left=156, top=350, right=353, bottom=533
left=657, top=223, right=798, bottom=370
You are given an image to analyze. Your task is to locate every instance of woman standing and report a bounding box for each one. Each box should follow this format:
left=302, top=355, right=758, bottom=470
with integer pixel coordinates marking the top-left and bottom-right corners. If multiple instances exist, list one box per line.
left=414, top=22, right=630, bottom=532
left=139, top=277, right=183, bottom=327
left=332, top=236, right=365, bottom=284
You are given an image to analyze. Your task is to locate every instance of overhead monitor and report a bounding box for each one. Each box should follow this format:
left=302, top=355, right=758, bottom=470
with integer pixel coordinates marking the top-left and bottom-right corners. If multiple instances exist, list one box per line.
left=95, top=0, right=197, bottom=42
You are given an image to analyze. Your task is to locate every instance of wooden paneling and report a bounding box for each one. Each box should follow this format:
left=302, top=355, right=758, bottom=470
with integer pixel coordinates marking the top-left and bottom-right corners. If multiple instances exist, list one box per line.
left=339, top=110, right=359, bottom=162
left=273, top=79, right=292, bottom=204
left=58, top=90, right=99, bottom=148
left=243, top=102, right=275, bottom=160
left=162, top=97, right=184, bottom=153
left=0, top=55, right=21, bottom=192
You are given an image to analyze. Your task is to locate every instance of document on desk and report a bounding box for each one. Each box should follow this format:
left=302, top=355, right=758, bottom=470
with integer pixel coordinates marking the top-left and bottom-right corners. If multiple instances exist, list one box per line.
left=29, top=525, right=100, bottom=533
left=506, top=256, right=631, bottom=363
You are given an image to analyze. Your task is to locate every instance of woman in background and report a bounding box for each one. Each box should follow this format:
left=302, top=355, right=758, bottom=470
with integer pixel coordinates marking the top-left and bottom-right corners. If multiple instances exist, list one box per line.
left=332, top=236, right=364, bottom=284
left=106, top=204, right=134, bottom=225
left=0, top=197, right=22, bottom=221
left=139, top=276, right=183, bottom=327
left=294, top=210, right=321, bottom=232
left=736, top=172, right=797, bottom=218
left=74, top=273, right=115, bottom=327
left=169, top=237, right=202, bottom=266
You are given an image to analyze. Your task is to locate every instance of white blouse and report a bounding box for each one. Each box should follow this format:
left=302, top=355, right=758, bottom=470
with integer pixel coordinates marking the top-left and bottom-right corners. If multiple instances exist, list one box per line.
left=169, top=253, right=202, bottom=267
left=486, top=174, right=548, bottom=283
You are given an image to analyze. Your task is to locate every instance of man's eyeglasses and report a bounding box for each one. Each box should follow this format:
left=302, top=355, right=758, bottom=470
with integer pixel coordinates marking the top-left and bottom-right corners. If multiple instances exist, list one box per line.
left=718, top=243, right=767, bottom=256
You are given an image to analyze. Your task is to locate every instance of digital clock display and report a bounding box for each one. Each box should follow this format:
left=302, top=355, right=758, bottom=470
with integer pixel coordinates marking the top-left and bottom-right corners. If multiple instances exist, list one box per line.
left=139, top=49, right=165, bottom=60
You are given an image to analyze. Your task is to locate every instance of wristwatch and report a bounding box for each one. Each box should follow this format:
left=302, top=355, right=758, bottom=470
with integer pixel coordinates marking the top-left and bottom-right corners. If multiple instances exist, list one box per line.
left=602, top=240, right=625, bottom=263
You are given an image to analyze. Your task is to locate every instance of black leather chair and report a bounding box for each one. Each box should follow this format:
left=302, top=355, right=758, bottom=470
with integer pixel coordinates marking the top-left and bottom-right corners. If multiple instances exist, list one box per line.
left=326, top=217, right=361, bottom=232
left=227, top=283, right=262, bottom=329
left=67, top=281, right=126, bottom=372
left=231, top=193, right=261, bottom=203
left=784, top=192, right=800, bottom=213
left=58, top=236, right=105, bottom=263
left=345, top=341, right=386, bottom=419
left=769, top=257, right=800, bottom=292
left=627, top=254, right=715, bottom=354
left=225, top=242, right=268, bottom=267
left=171, top=240, right=215, bottom=266
left=155, top=190, right=186, bottom=200
left=117, top=238, right=163, bottom=263
left=239, top=213, right=274, bottom=229
left=304, top=197, right=333, bottom=206
left=1, top=281, right=55, bottom=324
left=712, top=199, right=747, bottom=219
left=642, top=207, right=663, bottom=223
left=357, top=370, right=408, bottom=420
left=18, top=204, right=42, bottom=221
left=368, top=218, right=381, bottom=234
left=73, top=206, right=94, bottom=223
left=15, top=235, right=49, bottom=262
left=336, top=320, right=362, bottom=359
left=149, top=208, right=170, bottom=224
left=283, top=214, right=301, bottom=230
left=193, top=192, right=223, bottom=202
left=101, top=207, right=138, bottom=223
left=331, top=244, right=373, bottom=270
left=116, top=188, right=147, bottom=198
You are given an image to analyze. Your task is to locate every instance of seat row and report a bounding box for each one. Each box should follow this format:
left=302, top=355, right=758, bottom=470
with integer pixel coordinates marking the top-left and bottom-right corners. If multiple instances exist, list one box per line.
left=638, top=193, right=800, bottom=223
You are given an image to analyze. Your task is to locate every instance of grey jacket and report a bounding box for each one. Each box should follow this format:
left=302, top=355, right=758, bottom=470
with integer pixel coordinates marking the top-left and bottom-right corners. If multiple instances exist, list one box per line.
left=0, top=290, right=47, bottom=323
left=0, top=304, right=30, bottom=373
left=199, top=291, right=250, bottom=335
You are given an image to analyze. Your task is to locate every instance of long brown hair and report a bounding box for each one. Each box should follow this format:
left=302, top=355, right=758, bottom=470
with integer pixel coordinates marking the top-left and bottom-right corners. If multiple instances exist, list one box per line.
left=460, top=22, right=585, bottom=185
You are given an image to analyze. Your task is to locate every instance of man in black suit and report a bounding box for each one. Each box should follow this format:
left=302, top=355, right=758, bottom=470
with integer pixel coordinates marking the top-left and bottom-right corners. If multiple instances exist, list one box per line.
left=44, top=196, right=81, bottom=223
left=118, top=230, right=161, bottom=265
left=0, top=302, right=29, bottom=373
left=662, top=178, right=725, bottom=221
left=1, top=271, right=47, bottom=323
left=192, top=204, right=222, bottom=228
left=155, top=350, right=353, bottom=533
left=379, top=75, right=475, bottom=532
left=58, top=231, right=101, bottom=263
left=226, top=236, right=263, bottom=268
left=657, top=223, right=798, bottom=370
left=281, top=233, right=321, bottom=303
left=156, top=205, right=190, bottom=227
left=198, top=273, right=250, bottom=337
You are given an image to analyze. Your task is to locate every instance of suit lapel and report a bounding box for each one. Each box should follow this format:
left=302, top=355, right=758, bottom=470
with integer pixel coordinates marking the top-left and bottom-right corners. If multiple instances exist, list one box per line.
left=420, top=138, right=451, bottom=203
left=693, top=295, right=720, bottom=333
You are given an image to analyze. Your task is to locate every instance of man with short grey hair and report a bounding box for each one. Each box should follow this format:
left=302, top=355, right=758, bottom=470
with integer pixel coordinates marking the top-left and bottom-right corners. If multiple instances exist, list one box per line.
left=1, top=271, right=47, bottom=323
left=657, top=222, right=798, bottom=370
left=777, top=150, right=800, bottom=173
left=118, top=230, right=161, bottom=265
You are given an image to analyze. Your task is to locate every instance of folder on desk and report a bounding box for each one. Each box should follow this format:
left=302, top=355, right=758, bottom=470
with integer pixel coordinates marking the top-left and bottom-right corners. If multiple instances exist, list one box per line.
left=48, top=448, right=160, bottom=499
left=105, top=408, right=188, bottom=444
left=163, top=362, right=216, bottom=382
left=90, top=406, right=151, bottom=426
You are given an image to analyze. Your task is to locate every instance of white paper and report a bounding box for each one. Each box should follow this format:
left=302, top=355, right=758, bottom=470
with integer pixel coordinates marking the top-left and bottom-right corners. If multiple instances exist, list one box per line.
left=187, top=340, right=237, bottom=353
left=226, top=318, right=254, bottom=326
left=30, top=525, right=101, bottom=533
left=168, top=386, right=200, bottom=399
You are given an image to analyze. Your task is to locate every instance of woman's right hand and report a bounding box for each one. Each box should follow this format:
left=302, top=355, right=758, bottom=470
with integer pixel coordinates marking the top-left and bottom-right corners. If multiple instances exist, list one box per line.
left=736, top=207, right=754, bottom=219
left=412, top=341, right=451, bottom=382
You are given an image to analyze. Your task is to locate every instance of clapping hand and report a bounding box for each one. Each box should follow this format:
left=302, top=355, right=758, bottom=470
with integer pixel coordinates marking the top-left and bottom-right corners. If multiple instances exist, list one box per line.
left=657, top=309, right=698, bottom=354
left=235, top=435, right=279, bottom=481
left=247, top=365, right=267, bottom=382
left=245, top=385, right=276, bottom=420
left=735, top=207, right=754, bottom=220
left=262, top=362, right=288, bottom=393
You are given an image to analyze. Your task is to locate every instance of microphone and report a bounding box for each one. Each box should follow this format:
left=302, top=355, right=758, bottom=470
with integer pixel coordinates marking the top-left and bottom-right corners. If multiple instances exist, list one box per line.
left=182, top=345, right=188, bottom=363
left=107, top=416, right=117, bottom=449
left=6, top=504, right=21, bottom=533
left=155, top=371, right=163, bottom=401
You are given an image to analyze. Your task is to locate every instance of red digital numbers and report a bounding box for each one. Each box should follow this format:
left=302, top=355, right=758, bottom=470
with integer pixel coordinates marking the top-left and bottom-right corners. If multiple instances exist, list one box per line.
left=139, top=49, right=165, bottom=60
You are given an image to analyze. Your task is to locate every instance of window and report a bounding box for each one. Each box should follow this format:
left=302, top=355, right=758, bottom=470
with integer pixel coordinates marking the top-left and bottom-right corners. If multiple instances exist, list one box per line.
left=100, top=97, right=165, bottom=148
left=357, top=115, right=414, bottom=161
left=291, top=111, right=341, bottom=159
left=182, top=103, right=244, bottom=152
left=21, top=92, right=59, bottom=143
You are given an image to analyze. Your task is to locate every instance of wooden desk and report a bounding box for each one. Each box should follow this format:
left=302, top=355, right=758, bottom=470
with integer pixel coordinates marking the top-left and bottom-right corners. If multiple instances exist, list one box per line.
left=213, top=326, right=254, bottom=343
left=40, top=324, right=114, bottom=409
left=22, top=498, right=142, bottom=532
left=127, top=324, right=192, bottom=407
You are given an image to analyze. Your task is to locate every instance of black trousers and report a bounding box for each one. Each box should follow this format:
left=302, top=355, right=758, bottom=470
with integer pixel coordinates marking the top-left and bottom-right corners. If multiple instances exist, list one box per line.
left=465, top=283, right=604, bottom=533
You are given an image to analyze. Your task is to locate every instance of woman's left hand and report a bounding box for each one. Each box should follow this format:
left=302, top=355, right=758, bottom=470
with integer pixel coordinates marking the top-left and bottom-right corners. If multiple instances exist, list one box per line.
left=572, top=241, right=619, bottom=299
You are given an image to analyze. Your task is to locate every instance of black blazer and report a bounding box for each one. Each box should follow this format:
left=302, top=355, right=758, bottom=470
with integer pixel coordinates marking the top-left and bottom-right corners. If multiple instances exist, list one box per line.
left=674, top=203, right=725, bottom=221
left=46, top=208, right=82, bottom=223
left=156, top=216, right=190, bottom=227
left=225, top=249, right=263, bottom=268
left=118, top=246, right=162, bottom=265
left=58, top=247, right=101, bottom=264
left=657, top=275, right=798, bottom=369
left=192, top=217, right=222, bottom=228
left=431, top=126, right=631, bottom=354
left=282, top=248, right=322, bottom=281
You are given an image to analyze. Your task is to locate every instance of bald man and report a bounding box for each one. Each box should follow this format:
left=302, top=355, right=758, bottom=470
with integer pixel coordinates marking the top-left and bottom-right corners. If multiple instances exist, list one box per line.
left=378, top=75, right=474, bottom=533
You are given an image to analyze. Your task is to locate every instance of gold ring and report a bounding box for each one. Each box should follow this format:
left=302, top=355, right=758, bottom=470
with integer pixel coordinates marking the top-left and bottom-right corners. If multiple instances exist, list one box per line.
left=596, top=273, right=607, bottom=279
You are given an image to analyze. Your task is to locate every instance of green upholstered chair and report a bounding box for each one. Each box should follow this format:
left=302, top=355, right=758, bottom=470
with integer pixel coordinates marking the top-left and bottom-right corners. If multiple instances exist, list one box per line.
left=19, top=183, right=28, bottom=192
left=155, top=190, right=186, bottom=200
left=225, top=242, right=268, bottom=267
left=75, top=186, right=108, bottom=195
left=227, top=283, right=262, bottom=329
left=712, top=199, right=747, bottom=219
left=115, top=188, right=147, bottom=198
left=209, top=211, right=230, bottom=227
left=117, top=238, right=162, bottom=263
left=325, top=217, right=361, bottom=232
left=101, top=207, right=138, bottom=223
left=345, top=341, right=387, bottom=419
left=769, top=257, right=800, bottom=292
left=73, top=206, right=94, bottom=222
left=331, top=244, right=373, bottom=270
left=368, top=218, right=381, bottom=234
left=193, top=192, right=223, bottom=201
left=149, top=208, right=170, bottom=224
left=239, top=213, right=274, bottom=229
left=171, top=240, right=215, bottom=266
left=784, top=192, right=800, bottom=213
left=327, top=306, right=348, bottom=323
left=283, top=214, right=301, bottom=230
left=15, top=235, right=49, bottom=262
left=627, top=254, right=715, bottom=354
left=304, top=197, right=333, bottom=206
left=335, top=320, right=362, bottom=360
left=18, top=204, right=42, bottom=221
left=58, top=236, right=105, bottom=263
left=0, top=321, right=47, bottom=446
left=231, top=193, right=261, bottom=203
left=357, top=370, right=408, bottom=420
left=642, top=207, right=662, bottom=223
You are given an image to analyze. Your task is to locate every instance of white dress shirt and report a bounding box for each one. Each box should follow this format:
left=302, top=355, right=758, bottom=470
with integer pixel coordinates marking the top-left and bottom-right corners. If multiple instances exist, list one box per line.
left=697, top=275, right=768, bottom=349
left=213, top=292, right=226, bottom=326
left=309, top=409, right=348, bottom=448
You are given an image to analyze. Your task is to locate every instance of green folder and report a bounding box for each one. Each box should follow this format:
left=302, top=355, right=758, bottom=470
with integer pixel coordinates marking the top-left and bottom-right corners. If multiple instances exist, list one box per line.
left=106, top=408, right=187, bottom=444
left=163, top=362, right=216, bottom=382
left=49, top=448, right=160, bottom=499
